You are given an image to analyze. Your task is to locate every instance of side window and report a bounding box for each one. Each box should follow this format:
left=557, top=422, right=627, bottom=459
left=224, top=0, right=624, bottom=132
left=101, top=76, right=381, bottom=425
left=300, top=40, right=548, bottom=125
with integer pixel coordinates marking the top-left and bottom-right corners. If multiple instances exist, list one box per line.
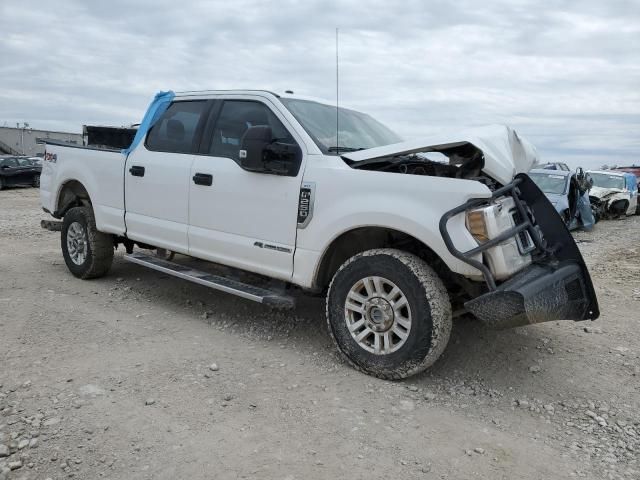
left=1, top=158, right=18, bottom=167
left=146, top=101, right=207, bottom=154
left=209, top=100, right=296, bottom=160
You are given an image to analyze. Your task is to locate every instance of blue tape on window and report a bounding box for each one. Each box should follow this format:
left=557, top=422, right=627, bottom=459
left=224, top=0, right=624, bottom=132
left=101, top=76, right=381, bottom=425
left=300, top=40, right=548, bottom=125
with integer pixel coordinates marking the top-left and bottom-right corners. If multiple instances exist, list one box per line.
left=122, top=90, right=175, bottom=155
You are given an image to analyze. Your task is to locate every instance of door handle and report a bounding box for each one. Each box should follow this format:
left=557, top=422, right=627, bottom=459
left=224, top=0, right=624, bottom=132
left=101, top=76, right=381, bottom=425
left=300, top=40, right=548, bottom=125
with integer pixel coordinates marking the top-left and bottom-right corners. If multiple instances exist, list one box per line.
left=193, top=173, right=213, bottom=186
left=129, top=166, right=145, bottom=177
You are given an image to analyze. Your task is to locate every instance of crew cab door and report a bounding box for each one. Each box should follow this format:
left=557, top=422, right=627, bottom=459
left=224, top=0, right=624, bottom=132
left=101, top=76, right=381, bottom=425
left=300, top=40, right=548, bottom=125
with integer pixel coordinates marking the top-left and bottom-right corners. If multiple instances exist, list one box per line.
left=188, top=98, right=305, bottom=280
left=124, top=100, right=210, bottom=254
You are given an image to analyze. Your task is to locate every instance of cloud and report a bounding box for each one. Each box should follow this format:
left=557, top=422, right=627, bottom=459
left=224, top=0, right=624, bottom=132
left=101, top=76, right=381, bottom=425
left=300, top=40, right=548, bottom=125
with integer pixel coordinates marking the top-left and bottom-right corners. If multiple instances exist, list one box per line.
left=0, top=0, right=638, bottom=168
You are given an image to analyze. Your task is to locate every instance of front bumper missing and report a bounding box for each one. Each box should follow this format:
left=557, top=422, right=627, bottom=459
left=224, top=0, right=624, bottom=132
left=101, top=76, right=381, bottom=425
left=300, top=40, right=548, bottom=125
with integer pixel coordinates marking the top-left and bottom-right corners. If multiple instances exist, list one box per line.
left=440, top=173, right=599, bottom=329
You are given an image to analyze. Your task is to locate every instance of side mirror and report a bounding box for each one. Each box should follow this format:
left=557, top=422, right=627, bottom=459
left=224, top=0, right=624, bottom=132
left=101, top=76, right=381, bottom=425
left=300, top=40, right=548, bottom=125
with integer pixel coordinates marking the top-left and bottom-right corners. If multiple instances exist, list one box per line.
left=239, top=126, right=302, bottom=176
left=263, top=141, right=303, bottom=176
left=0, top=165, right=9, bottom=169
left=239, top=126, right=272, bottom=172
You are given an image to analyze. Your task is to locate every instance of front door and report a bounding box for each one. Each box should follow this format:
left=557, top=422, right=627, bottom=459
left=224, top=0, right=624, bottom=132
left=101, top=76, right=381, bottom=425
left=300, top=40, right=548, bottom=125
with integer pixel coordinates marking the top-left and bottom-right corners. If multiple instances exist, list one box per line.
left=188, top=98, right=306, bottom=280
left=124, top=100, right=209, bottom=254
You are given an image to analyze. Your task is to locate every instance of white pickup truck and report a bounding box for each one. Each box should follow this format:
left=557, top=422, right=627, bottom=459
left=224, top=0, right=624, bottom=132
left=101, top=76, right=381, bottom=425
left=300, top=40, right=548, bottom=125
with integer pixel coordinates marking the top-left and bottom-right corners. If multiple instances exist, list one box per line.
left=40, top=90, right=599, bottom=379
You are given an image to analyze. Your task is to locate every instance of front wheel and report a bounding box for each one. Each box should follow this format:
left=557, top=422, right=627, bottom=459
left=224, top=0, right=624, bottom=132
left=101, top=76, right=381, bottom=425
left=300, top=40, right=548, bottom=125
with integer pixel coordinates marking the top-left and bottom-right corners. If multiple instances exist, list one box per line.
left=326, top=249, right=452, bottom=380
left=61, top=206, right=114, bottom=279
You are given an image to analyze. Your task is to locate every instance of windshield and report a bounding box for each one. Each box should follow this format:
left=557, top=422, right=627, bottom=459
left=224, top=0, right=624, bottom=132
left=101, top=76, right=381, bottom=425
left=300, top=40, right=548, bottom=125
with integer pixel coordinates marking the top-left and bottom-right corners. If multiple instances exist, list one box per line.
left=529, top=172, right=568, bottom=195
left=590, top=173, right=625, bottom=190
left=280, top=98, right=402, bottom=154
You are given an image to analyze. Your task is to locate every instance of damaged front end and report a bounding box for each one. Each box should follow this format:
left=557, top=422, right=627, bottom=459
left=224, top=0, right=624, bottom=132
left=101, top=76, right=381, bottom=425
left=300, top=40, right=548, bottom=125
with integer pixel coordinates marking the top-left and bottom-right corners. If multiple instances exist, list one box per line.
left=441, top=174, right=599, bottom=329
left=343, top=125, right=599, bottom=329
left=589, top=187, right=629, bottom=219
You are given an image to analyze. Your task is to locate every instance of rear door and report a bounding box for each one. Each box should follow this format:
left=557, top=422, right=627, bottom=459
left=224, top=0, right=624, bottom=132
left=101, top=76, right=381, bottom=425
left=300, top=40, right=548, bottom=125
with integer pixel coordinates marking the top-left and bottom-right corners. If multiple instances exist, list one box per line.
left=124, top=100, right=210, bottom=254
left=187, top=98, right=306, bottom=280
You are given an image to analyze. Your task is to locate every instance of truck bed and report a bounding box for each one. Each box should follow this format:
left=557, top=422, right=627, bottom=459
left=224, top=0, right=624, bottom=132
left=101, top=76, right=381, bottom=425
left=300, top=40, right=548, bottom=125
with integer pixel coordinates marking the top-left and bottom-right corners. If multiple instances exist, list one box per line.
left=40, top=140, right=127, bottom=236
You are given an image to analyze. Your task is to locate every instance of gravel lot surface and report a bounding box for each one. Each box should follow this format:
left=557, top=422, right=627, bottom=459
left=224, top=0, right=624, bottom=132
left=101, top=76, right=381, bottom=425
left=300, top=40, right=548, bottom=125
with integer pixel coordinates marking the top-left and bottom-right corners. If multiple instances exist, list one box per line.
left=1, top=188, right=639, bottom=479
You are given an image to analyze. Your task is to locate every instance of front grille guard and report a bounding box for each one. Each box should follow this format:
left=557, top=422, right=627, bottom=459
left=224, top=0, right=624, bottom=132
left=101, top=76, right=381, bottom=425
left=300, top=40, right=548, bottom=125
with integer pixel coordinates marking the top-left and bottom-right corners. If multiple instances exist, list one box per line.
left=438, top=178, right=547, bottom=291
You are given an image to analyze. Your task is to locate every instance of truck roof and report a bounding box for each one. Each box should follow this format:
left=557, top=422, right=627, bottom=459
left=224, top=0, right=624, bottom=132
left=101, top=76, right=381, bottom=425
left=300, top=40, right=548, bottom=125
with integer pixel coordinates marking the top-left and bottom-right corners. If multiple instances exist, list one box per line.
left=174, top=89, right=337, bottom=107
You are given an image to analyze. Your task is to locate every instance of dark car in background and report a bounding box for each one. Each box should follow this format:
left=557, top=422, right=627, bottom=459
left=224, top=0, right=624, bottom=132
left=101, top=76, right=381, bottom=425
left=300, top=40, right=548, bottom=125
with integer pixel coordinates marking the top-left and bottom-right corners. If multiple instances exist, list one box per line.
left=0, top=156, right=42, bottom=190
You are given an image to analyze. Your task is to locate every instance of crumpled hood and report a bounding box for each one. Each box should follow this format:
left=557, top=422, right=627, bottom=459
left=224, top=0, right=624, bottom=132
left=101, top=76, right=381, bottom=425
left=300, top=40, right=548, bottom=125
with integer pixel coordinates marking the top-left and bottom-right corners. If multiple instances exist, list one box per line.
left=589, top=186, right=624, bottom=199
left=342, top=124, right=539, bottom=185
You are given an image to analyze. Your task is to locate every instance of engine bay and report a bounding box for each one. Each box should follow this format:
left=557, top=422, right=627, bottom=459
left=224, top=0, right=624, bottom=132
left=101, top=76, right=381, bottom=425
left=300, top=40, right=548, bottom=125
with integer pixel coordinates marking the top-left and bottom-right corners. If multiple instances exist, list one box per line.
left=345, top=142, right=501, bottom=190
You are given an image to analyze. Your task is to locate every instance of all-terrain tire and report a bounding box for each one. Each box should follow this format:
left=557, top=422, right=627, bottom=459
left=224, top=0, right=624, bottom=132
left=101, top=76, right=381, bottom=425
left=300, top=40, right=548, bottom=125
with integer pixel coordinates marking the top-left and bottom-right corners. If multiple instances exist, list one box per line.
left=61, top=206, right=114, bottom=279
left=326, top=248, right=452, bottom=380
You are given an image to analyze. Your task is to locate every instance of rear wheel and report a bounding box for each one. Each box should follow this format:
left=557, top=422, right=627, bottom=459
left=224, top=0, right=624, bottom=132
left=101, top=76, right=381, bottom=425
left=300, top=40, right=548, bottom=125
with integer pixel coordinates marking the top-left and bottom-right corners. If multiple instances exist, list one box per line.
left=326, top=249, right=452, bottom=380
left=32, top=175, right=40, bottom=188
left=61, top=206, right=114, bottom=279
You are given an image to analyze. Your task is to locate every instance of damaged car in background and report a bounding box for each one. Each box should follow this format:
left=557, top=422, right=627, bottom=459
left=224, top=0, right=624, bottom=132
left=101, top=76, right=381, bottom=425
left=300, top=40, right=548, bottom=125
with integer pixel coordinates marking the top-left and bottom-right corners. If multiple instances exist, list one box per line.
left=528, top=168, right=595, bottom=231
left=40, top=90, right=599, bottom=379
left=588, top=170, right=638, bottom=220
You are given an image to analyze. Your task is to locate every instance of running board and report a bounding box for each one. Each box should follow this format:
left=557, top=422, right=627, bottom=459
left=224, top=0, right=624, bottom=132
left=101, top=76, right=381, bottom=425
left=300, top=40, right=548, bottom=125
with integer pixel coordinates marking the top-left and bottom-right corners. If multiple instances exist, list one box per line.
left=123, top=252, right=295, bottom=309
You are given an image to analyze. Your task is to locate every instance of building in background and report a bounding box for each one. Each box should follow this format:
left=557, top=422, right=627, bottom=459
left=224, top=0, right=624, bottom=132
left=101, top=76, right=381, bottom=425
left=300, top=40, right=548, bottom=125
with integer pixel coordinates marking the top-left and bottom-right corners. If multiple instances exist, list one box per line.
left=0, top=126, right=82, bottom=156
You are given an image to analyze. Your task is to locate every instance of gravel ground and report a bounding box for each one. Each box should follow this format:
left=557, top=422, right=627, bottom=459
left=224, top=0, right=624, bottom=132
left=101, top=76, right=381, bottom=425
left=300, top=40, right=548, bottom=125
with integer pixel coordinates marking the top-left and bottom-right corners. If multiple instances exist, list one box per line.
left=1, top=187, right=639, bottom=480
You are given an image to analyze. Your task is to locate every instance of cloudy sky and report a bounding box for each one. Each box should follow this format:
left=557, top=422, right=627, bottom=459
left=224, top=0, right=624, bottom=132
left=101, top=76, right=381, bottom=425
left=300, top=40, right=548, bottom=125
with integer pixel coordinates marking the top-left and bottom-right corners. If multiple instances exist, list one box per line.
left=1, top=0, right=638, bottom=168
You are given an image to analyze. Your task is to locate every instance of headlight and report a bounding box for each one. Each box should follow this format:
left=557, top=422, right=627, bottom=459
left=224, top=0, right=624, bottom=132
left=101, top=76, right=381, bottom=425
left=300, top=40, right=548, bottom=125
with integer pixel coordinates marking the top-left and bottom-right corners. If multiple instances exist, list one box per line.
left=464, top=197, right=534, bottom=280
left=466, top=209, right=488, bottom=243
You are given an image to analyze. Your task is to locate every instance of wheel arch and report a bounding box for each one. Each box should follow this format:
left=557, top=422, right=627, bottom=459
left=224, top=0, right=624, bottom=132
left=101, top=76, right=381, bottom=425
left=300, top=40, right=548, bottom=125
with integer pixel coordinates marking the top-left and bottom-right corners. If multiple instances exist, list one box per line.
left=313, top=226, right=454, bottom=291
left=55, top=179, right=92, bottom=218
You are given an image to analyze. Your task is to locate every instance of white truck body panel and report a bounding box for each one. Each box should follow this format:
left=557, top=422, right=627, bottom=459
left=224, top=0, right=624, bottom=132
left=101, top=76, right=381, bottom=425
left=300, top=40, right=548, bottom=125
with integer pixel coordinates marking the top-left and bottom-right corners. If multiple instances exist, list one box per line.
left=41, top=146, right=126, bottom=235
left=188, top=153, right=302, bottom=280
left=124, top=145, right=194, bottom=254
left=292, top=155, right=489, bottom=287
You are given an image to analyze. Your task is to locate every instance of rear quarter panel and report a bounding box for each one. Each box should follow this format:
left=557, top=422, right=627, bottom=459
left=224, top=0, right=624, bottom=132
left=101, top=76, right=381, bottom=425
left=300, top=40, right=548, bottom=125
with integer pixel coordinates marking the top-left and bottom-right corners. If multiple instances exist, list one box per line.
left=41, top=144, right=126, bottom=235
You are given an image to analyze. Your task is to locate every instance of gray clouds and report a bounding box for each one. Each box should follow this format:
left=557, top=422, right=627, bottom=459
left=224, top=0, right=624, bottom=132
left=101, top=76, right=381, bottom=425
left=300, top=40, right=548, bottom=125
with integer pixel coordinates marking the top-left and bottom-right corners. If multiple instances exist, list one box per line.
left=1, top=0, right=638, bottom=168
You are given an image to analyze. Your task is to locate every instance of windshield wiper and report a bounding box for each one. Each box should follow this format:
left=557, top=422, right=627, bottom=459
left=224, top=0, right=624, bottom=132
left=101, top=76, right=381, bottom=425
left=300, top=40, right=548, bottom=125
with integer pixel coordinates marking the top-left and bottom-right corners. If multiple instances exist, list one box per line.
left=327, top=146, right=365, bottom=153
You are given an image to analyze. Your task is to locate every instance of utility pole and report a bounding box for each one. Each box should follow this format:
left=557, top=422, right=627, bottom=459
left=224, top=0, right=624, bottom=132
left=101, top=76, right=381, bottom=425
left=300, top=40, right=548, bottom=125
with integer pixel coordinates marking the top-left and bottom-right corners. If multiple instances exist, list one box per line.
left=18, top=122, right=30, bottom=154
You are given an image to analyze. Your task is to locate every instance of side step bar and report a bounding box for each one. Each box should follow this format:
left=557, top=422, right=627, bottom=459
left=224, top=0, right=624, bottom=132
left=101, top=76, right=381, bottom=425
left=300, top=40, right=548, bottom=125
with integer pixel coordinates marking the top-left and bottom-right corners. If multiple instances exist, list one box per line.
left=123, top=252, right=295, bottom=309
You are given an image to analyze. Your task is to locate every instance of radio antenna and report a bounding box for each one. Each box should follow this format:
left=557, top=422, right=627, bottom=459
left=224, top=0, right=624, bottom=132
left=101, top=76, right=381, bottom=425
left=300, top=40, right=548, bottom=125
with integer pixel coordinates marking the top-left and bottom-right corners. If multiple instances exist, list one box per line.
left=335, top=27, right=339, bottom=154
